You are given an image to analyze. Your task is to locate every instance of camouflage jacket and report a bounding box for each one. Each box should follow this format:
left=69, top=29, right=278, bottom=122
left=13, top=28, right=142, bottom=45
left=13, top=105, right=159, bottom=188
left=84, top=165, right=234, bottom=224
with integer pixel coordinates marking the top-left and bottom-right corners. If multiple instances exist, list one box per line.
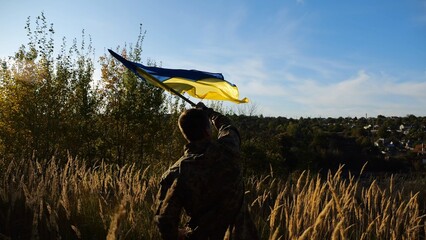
left=155, top=111, right=258, bottom=240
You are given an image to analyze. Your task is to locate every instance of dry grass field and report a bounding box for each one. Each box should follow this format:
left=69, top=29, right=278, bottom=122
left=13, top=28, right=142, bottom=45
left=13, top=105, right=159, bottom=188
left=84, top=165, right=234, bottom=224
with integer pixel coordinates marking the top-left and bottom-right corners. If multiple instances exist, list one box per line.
left=1, top=157, right=425, bottom=239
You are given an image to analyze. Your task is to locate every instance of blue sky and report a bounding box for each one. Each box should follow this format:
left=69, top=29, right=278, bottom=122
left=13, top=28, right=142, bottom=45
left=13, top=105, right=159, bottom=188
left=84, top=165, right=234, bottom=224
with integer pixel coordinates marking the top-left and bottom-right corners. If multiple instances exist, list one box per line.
left=1, top=0, right=425, bottom=118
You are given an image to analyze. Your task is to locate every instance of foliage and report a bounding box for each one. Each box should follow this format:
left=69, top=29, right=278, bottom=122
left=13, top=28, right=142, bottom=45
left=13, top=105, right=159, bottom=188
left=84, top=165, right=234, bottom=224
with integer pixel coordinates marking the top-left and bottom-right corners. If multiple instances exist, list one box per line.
left=98, top=27, right=168, bottom=165
left=232, top=115, right=425, bottom=174
left=0, top=14, right=185, bottom=166
left=0, top=13, right=100, bottom=161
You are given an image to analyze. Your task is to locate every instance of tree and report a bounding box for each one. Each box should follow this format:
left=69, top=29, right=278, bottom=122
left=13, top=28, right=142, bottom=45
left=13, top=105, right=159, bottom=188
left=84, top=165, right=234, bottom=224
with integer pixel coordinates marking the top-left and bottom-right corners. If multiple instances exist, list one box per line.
left=0, top=13, right=100, bottom=161
left=98, top=25, right=170, bottom=165
left=0, top=13, right=59, bottom=159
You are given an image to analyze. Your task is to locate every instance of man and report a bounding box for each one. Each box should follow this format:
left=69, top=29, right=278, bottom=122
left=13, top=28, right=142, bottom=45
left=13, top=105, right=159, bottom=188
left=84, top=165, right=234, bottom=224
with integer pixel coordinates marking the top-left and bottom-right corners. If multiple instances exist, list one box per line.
left=155, top=102, right=258, bottom=239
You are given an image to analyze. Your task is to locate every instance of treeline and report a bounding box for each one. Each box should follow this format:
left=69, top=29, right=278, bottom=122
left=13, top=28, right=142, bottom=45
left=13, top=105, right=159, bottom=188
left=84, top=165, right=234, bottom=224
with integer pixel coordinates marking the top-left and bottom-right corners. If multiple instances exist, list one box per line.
left=1, top=14, right=425, bottom=175
left=233, top=115, right=426, bottom=175
left=0, top=14, right=185, bottom=167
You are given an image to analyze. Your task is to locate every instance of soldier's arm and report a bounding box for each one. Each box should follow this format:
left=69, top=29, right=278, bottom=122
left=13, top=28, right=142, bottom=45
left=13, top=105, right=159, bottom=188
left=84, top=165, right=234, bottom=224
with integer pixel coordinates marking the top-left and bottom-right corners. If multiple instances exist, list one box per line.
left=212, top=111, right=241, bottom=150
left=196, top=102, right=241, bottom=152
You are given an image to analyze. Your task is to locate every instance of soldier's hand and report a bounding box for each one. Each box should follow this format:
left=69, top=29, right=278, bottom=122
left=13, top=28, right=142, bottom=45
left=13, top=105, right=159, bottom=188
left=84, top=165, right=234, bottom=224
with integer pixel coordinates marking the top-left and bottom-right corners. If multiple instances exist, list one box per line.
left=178, top=228, right=188, bottom=240
left=196, top=102, right=213, bottom=117
left=196, top=102, right=207, bottom=110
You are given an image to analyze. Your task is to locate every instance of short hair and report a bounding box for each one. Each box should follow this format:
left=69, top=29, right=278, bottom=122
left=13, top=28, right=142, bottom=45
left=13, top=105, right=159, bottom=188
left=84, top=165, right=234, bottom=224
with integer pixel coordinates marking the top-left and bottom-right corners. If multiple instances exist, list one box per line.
left=178, top=108, right=211, bottom=141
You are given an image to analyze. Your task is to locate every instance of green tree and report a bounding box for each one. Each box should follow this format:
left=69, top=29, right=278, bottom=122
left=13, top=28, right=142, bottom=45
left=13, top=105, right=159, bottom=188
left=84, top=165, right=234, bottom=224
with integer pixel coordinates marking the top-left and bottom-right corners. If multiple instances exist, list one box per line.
left=58, top=31, right=101, bottom=160
left=0, top=13, right=59, bottom=159
left=98, top=25, right=170, bottom=165
left=0, top=13, right=100, bottom=161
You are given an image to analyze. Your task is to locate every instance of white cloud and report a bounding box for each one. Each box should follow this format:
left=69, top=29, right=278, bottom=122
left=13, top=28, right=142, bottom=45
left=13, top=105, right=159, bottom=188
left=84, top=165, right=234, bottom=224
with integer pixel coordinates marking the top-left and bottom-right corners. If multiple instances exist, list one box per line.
left=269, top=70, right=426, bottom=117
left=291, top=70, right=371, bottom=106
left=222, top=58, right=291, bottom=97
left=383, top=80, right=426, bottom=99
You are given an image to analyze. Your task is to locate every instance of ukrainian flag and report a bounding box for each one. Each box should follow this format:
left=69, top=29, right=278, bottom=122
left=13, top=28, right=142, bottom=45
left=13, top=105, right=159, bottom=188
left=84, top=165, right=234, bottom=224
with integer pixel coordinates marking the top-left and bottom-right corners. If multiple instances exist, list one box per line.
left=108, top=49, right=249, bottom=104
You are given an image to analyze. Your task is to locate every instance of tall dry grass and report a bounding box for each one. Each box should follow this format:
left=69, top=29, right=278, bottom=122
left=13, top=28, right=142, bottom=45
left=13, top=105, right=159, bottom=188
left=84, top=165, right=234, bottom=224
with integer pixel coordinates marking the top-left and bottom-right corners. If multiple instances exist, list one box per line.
left=0, top=156, right=163, bottom=239
left=248, top=165, right=426, bottom=240
left=0, top=157, right=425, bottom=239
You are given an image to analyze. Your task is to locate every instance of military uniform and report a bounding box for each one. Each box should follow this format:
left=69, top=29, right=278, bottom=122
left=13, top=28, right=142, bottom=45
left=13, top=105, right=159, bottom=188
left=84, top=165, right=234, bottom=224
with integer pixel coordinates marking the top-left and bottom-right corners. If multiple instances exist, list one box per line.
left=155, top=110, right=258, bottom=240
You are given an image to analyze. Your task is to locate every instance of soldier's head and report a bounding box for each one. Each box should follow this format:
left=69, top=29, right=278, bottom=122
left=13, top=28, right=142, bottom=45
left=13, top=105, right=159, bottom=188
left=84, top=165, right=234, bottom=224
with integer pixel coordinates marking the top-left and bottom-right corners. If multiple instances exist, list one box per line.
left=178, top=108, right=212, bottom=142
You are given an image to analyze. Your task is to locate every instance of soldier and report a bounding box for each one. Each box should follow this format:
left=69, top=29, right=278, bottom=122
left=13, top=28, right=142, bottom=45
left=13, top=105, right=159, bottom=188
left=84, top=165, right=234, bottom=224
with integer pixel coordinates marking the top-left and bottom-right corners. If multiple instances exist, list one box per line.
left=155, top=102, right=258, bottom=239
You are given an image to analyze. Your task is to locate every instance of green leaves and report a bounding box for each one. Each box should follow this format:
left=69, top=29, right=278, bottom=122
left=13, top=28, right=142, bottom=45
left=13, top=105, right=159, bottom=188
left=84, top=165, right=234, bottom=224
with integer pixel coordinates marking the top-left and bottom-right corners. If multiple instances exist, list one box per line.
left=0, top=13, right=182, bottom=165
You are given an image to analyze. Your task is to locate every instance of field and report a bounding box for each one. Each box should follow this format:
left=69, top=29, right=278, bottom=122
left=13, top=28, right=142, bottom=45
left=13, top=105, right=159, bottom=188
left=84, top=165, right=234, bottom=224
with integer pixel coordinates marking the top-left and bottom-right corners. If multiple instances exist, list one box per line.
left=1, top=157, right=425, bottom=240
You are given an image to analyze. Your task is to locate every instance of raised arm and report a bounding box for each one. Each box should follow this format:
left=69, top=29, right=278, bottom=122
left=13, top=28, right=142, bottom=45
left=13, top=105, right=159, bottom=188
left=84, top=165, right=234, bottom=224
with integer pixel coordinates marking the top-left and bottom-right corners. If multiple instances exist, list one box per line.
left=196, top=102, right=241, bottom=152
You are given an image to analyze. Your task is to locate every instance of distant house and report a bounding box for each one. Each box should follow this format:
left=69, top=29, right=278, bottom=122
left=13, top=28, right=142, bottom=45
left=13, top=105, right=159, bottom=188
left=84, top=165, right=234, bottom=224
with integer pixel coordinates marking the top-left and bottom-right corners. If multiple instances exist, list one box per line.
left=414, top=144, right=426, bottom=165
left=413, top=143, right=426, bottom=155
left=410, top=143, right=426, bottom=165
left=375, top=138, right=389, bottom=147
left=375, top=138, right=401, bottom=156
left=399, top=124, right=412, bottom=135
left=404, top=140, right=414, bottom=150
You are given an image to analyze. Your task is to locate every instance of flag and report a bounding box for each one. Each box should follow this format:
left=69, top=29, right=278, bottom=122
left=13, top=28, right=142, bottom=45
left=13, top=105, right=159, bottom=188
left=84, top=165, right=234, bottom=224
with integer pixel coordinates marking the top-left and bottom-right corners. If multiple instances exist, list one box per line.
left=108, top=49, right=249, bottom=104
